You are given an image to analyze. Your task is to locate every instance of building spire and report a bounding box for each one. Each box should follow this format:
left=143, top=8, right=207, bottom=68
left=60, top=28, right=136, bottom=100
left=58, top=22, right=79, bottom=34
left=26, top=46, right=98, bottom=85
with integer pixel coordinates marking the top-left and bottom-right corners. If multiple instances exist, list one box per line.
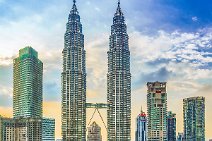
left=70, top=0, right=78, bottom=14
left=141, top=106, right=143, bottom=113
left=115, top=0, right=123, bottom=16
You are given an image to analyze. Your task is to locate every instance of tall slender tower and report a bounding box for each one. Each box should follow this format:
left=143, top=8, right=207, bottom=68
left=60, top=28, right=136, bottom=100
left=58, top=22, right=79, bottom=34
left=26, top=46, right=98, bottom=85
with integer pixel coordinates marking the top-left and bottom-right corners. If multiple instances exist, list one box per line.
left=107, top=1, right=131, bottom=140
left=13, top=46, right=43, bottom=118
left=167, top=111, right=176, bottom=141
left=61, top=0, right=86, bottom=140
left=135, top=107, right=147, bottom=141
left=147, top=82, right=167, bottom=141
left=183, top=97, right=205, bottom=141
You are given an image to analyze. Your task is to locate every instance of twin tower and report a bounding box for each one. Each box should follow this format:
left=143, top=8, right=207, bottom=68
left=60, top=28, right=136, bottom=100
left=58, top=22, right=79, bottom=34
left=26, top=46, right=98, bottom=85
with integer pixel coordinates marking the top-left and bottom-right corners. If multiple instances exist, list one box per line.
left=61, top=0, right=131, bottom=140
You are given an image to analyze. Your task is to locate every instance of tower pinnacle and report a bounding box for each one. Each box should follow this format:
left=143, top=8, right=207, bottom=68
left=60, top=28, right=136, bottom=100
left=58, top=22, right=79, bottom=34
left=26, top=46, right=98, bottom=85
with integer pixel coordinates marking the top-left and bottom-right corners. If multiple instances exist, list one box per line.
left=71, top=0, right=78, bottom=14
left=115, top=0, right=123, bottom=16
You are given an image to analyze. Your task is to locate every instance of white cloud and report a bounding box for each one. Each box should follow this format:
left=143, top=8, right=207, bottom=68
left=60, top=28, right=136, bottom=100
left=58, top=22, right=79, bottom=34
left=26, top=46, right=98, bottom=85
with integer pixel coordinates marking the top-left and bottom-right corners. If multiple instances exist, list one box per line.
left=192, top=16, right=198, bottom=22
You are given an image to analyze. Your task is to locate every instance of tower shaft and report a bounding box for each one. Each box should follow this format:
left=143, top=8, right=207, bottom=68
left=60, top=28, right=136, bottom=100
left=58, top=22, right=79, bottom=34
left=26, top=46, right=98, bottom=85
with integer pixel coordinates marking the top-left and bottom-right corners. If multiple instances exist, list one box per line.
left=107, top=2, right=131, bottom=140
left=62, top=1, right=86, bottom=140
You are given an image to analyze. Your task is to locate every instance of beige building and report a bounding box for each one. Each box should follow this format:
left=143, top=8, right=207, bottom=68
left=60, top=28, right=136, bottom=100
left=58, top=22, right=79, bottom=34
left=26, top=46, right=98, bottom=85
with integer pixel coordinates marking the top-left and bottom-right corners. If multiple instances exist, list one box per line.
left=0, top=116, right=42, bottom=141
left=87, top=122, right=102, bottom=141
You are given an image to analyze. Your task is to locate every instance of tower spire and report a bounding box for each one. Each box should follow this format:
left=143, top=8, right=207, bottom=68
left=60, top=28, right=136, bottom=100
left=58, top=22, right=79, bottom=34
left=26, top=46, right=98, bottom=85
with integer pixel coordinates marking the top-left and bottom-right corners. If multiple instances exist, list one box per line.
left=70, top=0, right=78, bottom=14
left=115, top=0, right=123, bottom=16
left=141, top=106, right=143, bottom=113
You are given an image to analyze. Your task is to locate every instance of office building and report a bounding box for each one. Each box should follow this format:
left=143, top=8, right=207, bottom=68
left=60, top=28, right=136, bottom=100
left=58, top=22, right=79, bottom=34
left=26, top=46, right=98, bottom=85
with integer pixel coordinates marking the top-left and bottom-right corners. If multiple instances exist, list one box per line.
left=42, top=118, right=55, bottom=141
left=147, top=82, right=167, bottom=141
left=107, top=1, right=131, bottom=140
left=13, top=46, right=43, bottom=118
left=135, top=107, right=147, bottom=141
left=61, top=0, right=86, bottom=140
left=167, top=111, right=176, bottom=141
left=87, top=121, right=102, bottom=141
left=0, top=116, right=15, bottom=141
left=183, top=97, right=205, bottom=141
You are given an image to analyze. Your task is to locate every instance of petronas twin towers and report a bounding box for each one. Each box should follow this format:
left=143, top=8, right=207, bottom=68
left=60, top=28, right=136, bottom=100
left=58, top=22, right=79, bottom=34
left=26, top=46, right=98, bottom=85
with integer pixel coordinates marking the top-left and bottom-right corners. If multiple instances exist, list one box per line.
left=61, top=0, right=131, bottom=140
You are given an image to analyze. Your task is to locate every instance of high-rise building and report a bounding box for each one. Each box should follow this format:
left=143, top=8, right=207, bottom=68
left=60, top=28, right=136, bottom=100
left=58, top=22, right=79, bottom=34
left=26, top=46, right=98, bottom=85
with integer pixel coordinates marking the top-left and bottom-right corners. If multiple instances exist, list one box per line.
left=147, top=82, right=167, bottom=141
left=167, top=111, right=176, bottom=141
left=42, top=118, right=55, bottom=141
left=0, top=116, right=15, bottom=141
left=177, top=132, right=184, bottom=141
left=107, top=1, right=131, bottom=140
left=87, top=121, right=102, bottom=141
left=0, top=116, right=44, bottom=141
left=14, top=117, right=42, bottom=141
left=135, top=107, right=147, bottom=141
left=13, top=46, right=43, bottom=118
left=12, top=47, right=55, bottom=141
left=183, top=96, right=205, bottom=141
left=61, top=0, right=86, bottom=140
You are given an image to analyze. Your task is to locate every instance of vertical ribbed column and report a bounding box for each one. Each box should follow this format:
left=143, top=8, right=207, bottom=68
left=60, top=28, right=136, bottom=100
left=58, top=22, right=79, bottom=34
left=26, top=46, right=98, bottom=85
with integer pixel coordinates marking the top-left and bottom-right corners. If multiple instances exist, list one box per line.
left=107, top=1, right=131, bottom=140
left=61, top=1, right=86, bottom=140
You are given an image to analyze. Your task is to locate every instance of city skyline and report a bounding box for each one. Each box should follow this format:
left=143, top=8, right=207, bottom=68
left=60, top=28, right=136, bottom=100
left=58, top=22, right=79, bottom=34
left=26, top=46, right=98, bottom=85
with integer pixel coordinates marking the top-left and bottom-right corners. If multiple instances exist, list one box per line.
left=0, top=0, right=212, bottom=140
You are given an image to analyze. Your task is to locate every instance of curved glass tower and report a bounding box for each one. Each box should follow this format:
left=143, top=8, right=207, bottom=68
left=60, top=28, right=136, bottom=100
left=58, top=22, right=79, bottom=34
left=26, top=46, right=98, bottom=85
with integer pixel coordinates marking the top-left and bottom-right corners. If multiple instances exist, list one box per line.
left=61, top=0, right=86, bottom=140
left=13, top=46, right=43, bottom=119
left=107, top=1, right=131, bottom=140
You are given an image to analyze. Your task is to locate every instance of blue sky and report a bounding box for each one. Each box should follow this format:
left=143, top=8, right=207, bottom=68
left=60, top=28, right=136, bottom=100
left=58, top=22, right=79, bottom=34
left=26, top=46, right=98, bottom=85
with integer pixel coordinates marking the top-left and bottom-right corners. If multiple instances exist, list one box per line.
left=0, top=0, right=212, bottom=140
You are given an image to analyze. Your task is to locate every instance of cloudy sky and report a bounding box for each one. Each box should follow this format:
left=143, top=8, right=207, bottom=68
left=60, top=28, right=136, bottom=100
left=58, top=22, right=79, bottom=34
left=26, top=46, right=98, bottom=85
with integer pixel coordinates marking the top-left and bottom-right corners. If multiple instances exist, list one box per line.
left=0, top=0, right=212, bottom=140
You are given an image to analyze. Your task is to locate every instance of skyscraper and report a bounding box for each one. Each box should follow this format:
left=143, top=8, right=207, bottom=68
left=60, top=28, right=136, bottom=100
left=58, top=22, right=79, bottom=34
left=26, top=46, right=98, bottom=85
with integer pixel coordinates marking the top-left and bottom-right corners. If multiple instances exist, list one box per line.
left=183, top=97, right=205, bottom=141
left=14, top=117, right=42, bottom=141
left=42, top=118, right=55, bottom=141
left=167, top=111, right=176, bottom=141
left=13, top=46, right=43, bottom=118
left=61, top=0, right=86, bottom=140
left=87, top=121, right=102, bottom=141
left=107, top=1, right=131, bottom=140
left=135, top=107, right=147, bottom=141
left=147, top=82, right=167, bottom=141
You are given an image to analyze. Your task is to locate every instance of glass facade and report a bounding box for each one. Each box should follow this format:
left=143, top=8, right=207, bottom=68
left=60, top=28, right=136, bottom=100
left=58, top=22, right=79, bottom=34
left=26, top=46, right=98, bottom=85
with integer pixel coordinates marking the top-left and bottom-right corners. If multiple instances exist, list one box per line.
left=167, top=111, right=176, bottom=141
left=107, top=1, right=131, bottom=141
left=183, top=97, right=205, bottom=141
left=42, top=118, right=55, bottom=141
left=147, top=82, right=167, bottom=141
left=61, top=0, right=86, bottom=140
left=13, top=46, right=43, bottom=119
left=135, top=108, right=147, bottom=141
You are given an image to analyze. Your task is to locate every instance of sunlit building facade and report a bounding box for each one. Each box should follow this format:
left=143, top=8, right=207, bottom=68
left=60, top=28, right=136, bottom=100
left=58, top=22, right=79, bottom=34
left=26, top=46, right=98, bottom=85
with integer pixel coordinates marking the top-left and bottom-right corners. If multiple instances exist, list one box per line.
left=87, top=121, right=102, bottom=141
left=61, top=0, right=86, bottom=140
left=183, top=97, right=205, bottom=141
left=147, top=82, right=167, bottom=141
left=13, top=47, right=43, bottom=118
left=107, top=1, right=131, bottom=141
